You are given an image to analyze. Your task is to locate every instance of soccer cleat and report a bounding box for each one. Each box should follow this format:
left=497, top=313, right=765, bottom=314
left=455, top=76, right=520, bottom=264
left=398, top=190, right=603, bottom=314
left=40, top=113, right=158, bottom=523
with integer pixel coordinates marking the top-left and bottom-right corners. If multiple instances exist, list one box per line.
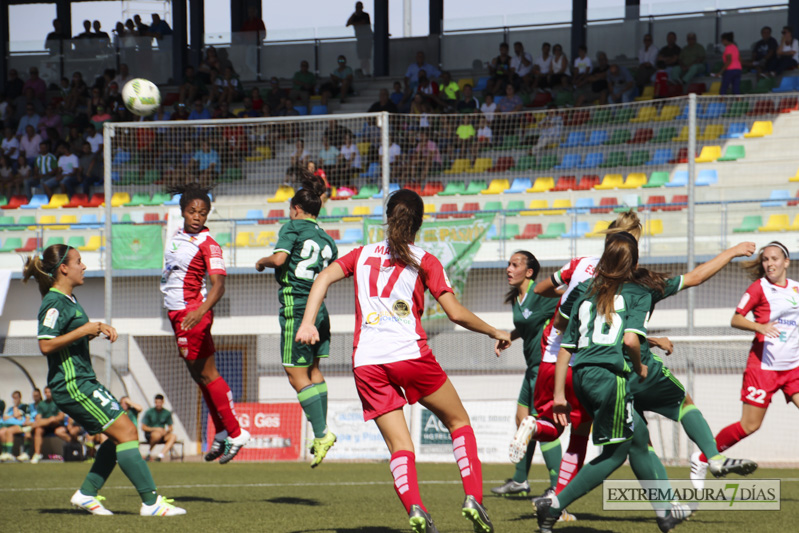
left=30, top=453, right=43, bottom=464
left=708, top=456, right=758, bottom=478
left=656, top=509, right=687, bottom=533
left=509, top=415, right=537, bottom=464
left=219, top=429, right=251, bottom=465
left=409, top=504, right=439, bottom=533
left=0, top=452, right=15, bottom=462
left=689, top=452, right=707, bottom=491
left=140, top=495, right=187, bottom=516
left=534, top=497, right=559, bottom=533
left=670, top=502, right=692, bottom=521
left=461, top=495, right=494, bottom=533
left=310, top=431, right=337, bottom=468
left=70, top=490, right=113, bottom=515
left=16, top=452, right=30, bottom=462
left=490, top=478, right=530, bottom=496
left=204, top=436, right=227, bottom=462
left=558, top=508, right=577, bottom=522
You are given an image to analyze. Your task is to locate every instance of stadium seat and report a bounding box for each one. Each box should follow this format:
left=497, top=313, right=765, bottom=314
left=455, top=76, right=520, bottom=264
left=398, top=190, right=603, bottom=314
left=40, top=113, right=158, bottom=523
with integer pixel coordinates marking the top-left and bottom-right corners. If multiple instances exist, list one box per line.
left=527, top=177, right=555, bottom=193
left=310, top=105, right=328, bottom=115
left=482, top=179, right=510, bottom=195
left=235, top=232, right=254, bottom=247
left=262, top=209, right=285, bottom=224
left=733, top=215, right=763, bottom=233
left=505, top=200, right=525, bottom=215
left=419, top=181, right=443, bottom=196
left=21, top=194, right=48, bottom=209
left=600, top=152, right=627, bottom=167
left=505, top=178, right=532, bottom=193
left=634, top=87, right=655, bottom=102
left=563, top=109, right=590, bottom=127
left=16, top=215, right=35, bottom=229
left=240, top=209, right=264, bottom=225
left=698, top=103, right=726, bottom=119
left=360, top=162, right=381, bottom=179
left=615, top=194, right=642, bottom=212
left=474, top=76, right=490, bottom=92
left=789, top=214, right=799, bottom=231
left=560, top=131, right=587, bottom=148
left=469, top=158, right=493, bottom=173
left=356, top=142, right=371, bottom=157
left=2, top=195, right=28, bottom=209
left=620, top=173, right=647, bottom=189
left=67, top=236, right=86, bottom=249
left=586, top=220, right=611, bottom=237
left=553, top=176, right=577, bottom=191
left=595, top=174, right=623, bottom=190
left=672, top=126, right=698, bottom=142
left=435, top=203, right=457, bottom=219
left=267, top=186, right=294, bottom=203
left=605, top=129, right=631, bottom=145
left=125, top=193, right=150, bottom=206
left=144, top=213, right=160, bottom=223
left=293, top=105, right=308, bottom=115
left=646, top=149, right=672, bottom=166
left=643, top=219, right=663, bottom=236
left=350, top=185, right=375, bottom=199
left=63, top=193, right=90, bottom=208
left=644, top=195, right=667, bottom=211
left=718, top=145, right=745, bottom=162
left=490, top=223, right=520, bottom=241
left=576, top=175, right=599, bottom=190
left=723, top=100, right=750, bottom=117
left=748, top=99, right=776, bottom=113
left=572, top=197, right=595, bottom=214
left=512, top=155, right=536, bottom=171
left=328, top=207, right=347, bottom=222
left=561, top=221, right=589, bottom=238
left=515, top=223, right=543, bottom=239
left=695, top=146, right=721, bottom=163
left=698, top=125, right=724, bottom=141
left=686, top=82, right=706, bottom=95
left=15, top=237, right=38, bottom=252
left=336, top=228, right=363, bottom=245
left=532, top=154, right=558, bottom=170
left=778, top=96, right=799, bottom=113
left=759, top=214, right=790, bottom=232
left=342, top=206, right=371, bottom=222
left=549, top=199, right=571, bottom=215
left=489, top=156, right=514, bottom=172
left=0, top=237, right=22, bottom=252
left=538, top=222, right=567, bottom=239
left=628, top=128, right=654, bottom=143
left=592, top=197, right=618, bottom=214
left=444, top=158, right=472, bottom=175
left=438, top=181, right=465, bottom=196
left=78, top=235, right=104, bottom=251
left=584, top=130, right=609, bottom=146
left=462, top=180, right=487, bottom=195
left=45, top=236, right=64, bottom=248
left=696, top=169, right=718, bottom=186
left=553, top=153, right=581, bottom=170
left=456, top=202, right=480, bottom=218
left=255, top=231, right=278, bottom=246
left=325, top=229, right=341, bottom=241
left=214, top=233, right=231, bottom=247
left=654, top=105, right=681, bottom=122
left=652, top=127, right=676, bottom=143
left=588, top=108, right=612, bottom=125
left=0, top=215, right=12, bottom=228
left=628, top=151, right=650, bottom=166
left=744, top=121, right=773, bottom=138
left=762, top=189, right=790, bottom=207
left=789, top=191, right=799, bottom=206
left=669, top=147, right=688, bottom=164
left=457, top=77, right=474, bottom=91
left=59, top=215, right=77, bottom=227
left=772, top=76, right=799, bottom=92
left=643, top=171, right=670, bottom=188
left=521, top=200, right=548, bottom=216
left=498, top=135, right=519, bottom=150
left=580, top=152, right=604, bottom=168
left=87, top=193, right=105, bottom=207
left=42, top=194, right=70, bottom=209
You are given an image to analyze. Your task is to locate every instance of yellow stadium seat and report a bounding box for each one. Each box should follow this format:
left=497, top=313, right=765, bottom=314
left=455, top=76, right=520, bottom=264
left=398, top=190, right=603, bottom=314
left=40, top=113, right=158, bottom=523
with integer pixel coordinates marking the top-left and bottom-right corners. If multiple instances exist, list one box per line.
left=629, top=106, right=657, bottom=123
left=620, top=173, right=647, bottom=189
left=235, top=232, right=254, bottom=247
left=527, top=177, right=555, bottom=193
left=695, top=146, right=722, bottom=163
left=549, top=199, right=571, bottom=215
left=256, top=146, right=273, bottom=158
left=255, top=231, right=278, bottom=246
left=789, top=169, right=799, bottom=182
left=457, top=78, right=474, bottom=92
left=445, top=158, right=472, bottom=175
left=78, top=235, right=104, bottom=252
left=481, top=178, right=510, bottom=195
left=706, top=81, right=721, bottom=95
left=58, top=215, right=78, bottom=227
left=37, top=215, right=59, bottom=229
left=586, top=220, right=611, bottom=237
left=653, top=105, right=680, bottom=122
left=423, top=203, right=435, bottom=220
left=644, top=219, right=663, bottom=236
left=468, top=158, right=492, bottom=173
left=790, top=215, right=799, bottom=231
left=698, top=124, right=724, bottom=141
left=759, top=214, right=790, bottom=232
left=672, top=126, right=699, bottom=142
left=595, top=174, right=624, bottom=190
left=342, top=206, right=371, bottom=222
left=744, top=121, right=773, bottom=138
left=521, top=200, right=548, bottom=216
left=634, top=86, right=655, bottom=102
left=101, top=192, right=130, bottom=207
left=42, top=194, right=70, bottom=209
left=267, top=186, right=295, bottom=203
left=357, top=142, right=371, bottom=156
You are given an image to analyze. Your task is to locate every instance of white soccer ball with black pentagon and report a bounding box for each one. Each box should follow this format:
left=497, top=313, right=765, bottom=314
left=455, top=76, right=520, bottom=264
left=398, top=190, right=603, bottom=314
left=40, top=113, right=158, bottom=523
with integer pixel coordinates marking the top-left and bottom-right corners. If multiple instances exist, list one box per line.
left=122, top=78, right=161, bottom=116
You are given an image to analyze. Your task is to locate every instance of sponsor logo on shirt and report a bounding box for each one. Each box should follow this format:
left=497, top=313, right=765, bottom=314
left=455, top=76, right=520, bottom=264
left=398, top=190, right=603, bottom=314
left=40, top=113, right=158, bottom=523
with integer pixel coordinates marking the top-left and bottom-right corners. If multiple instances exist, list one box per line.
left=43, top=308, right=59, bottom=328
left=210, top=257, right=225, bottom=271
left=365, top=309, right=413, bottom=326
left=392, top=299, right=410, bottom=317
left=522, top=308, right=533, bottom=319
left=177, top=337, right=188, bottom=345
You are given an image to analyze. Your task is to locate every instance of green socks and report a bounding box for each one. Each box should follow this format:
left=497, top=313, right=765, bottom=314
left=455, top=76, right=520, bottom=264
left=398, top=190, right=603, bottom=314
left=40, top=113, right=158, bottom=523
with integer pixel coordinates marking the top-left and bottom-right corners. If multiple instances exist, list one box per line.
left=679, top=405, right=720, bottom=460
left=555, top=439, right=632, bottom=511
left=512, top=440, right=536, bottom=483
left=80, top=440, right=117, bottom=496
left=2, top=442, right=11, bottom=453
left=541, top=439, right=562, bottom=488
left=298, top=385, right=327, bottom=439
left=316, top=381, right=328, bottom=421
left=115, top=441, right=157, bottom=505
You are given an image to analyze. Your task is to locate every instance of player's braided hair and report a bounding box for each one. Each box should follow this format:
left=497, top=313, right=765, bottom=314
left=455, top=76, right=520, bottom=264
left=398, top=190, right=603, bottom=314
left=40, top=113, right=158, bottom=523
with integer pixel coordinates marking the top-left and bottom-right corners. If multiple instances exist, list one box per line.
left=290, top=168, right=327, bottom=217
left=742, top=241, right=790, bottom=281
left=505, top=250, right=540, bottom=304
left=167, top=182, right=214, bottom=212
left=23, top=244, right=73, bottom=297
left=386, top=189, right=424, bottom=270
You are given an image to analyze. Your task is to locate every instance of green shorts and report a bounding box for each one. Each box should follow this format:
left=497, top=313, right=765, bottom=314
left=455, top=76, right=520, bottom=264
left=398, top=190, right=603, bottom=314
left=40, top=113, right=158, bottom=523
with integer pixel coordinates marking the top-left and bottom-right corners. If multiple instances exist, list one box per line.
left=631, top=360, right=686, bottom=421
left=572, top=365, right=634, bottom=446
left=517, top=365, right=539, bottom=412
left=50, top=379, right=124, bottom=435
left=280, top=308, right=330, bottom=367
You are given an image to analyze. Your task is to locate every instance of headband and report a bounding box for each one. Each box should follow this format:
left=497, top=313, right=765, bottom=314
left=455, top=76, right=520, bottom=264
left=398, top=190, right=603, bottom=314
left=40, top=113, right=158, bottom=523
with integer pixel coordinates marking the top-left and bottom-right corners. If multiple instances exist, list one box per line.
left=49, top=246, right=73, bottom=277
left=765, top=241, right=790, bottom=258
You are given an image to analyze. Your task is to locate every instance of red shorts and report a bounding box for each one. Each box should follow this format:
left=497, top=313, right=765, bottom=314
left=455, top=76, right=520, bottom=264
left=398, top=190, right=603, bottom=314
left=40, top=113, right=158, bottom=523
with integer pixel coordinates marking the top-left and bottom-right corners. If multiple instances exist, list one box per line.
left=353, top=351, right=449, bottom=421
left=167, top=308, right=215, bottom=361
left=740, top=355, right=799, bottom=407
left=533, top=361, right=590, bottom=428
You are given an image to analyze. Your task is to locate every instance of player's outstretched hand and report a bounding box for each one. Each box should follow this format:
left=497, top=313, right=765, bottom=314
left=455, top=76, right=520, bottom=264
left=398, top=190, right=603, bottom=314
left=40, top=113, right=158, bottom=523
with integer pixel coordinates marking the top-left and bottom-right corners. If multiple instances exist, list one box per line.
left=255, top=258, right=268, bottom=272
left=758, top=321, right=780, bottom=338
left=553, top=396, right=571, bottom=427
left=648, top=336, right=673, bottom=355
left=731, top=242, right=756, bottom=258
left=491, top=329, right=511, bottom=356
left=86, top=322, right=118, bottom=342
left=494, top=337, right=511, bottom=357
left=295, top=323, right=320, bottom=345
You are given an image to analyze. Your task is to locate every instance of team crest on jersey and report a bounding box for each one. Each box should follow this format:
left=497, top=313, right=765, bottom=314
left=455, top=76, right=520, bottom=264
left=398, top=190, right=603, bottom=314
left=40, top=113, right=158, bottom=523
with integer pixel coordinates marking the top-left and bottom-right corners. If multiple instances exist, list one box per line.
left=43, top=308, right=59, bottom=328
left=522, top=308, right=532, bottom=319
left=210, top=245, right=222, bottom=256
left=392, top=299, right=410, bottom=317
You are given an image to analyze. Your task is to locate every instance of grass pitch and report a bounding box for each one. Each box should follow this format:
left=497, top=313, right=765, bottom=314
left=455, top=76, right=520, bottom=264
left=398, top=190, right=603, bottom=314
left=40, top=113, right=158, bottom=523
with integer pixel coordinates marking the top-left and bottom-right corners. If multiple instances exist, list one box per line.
left=1, top=461, right=795, bottom=532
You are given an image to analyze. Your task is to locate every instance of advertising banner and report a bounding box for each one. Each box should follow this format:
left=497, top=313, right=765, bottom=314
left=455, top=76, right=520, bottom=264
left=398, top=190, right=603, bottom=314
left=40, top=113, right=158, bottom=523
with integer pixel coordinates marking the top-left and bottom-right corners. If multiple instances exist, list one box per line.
left=207, top=402, right=303, bottom=461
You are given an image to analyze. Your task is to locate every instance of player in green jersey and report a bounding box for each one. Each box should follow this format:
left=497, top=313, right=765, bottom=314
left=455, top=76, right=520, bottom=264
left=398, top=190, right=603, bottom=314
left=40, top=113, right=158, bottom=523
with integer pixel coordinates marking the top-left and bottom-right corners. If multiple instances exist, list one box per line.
left=491, top=251, right=562, bottom=498
left=23, top=244, right=185, bottom=516
left=256, top=172, right=338, bottom=467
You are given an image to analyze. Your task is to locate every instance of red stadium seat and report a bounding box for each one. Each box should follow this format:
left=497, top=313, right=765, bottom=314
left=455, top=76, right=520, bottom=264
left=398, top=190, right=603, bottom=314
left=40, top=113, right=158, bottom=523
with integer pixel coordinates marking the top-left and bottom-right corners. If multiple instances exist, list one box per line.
left=325, top=229, right=340, bottom=241
left=779, top=97, right=798, bottom=113
left=662, top=194, right=688, bottom=211
left=2, top=195, right=28, bottom=209
left=489, top=156, right=514, bottom=172
left=263, top=209, right=285, bottom=224
left=686, top=82, right=706, bottom=95
left=645, top=195, right=666, bottom=212
left=404, top=182, right=423, bottom=195
left=788, top=190, right=799, bottom=207
left=563, top=109, right=590, bottom=127
left=553, top=176, right=577, bottom=191
left=453, top=202, right=479, bottom=219
left=575, top=175, right=599, bottom=190
left=143, top=213, right=160, bottom=222
left=88, top=193, right=104, bottom=207
left=592, top=197, right=618, bottom=214
left=527, top=92, right=553, bottom=108
left=669, top=147, right=688, bottom=164
left=420, top=181, right=443, bottom=196
left=15, top=237, right=38, bottom=252
left=436, top=203, right=457, bottom=219
left=748, top=99, right=776, bottom=115
left=63, top=193, right=90, bottom=208
left=628, top=128, right=653, bottom=144
left=515, top=223, right=543, bottom=239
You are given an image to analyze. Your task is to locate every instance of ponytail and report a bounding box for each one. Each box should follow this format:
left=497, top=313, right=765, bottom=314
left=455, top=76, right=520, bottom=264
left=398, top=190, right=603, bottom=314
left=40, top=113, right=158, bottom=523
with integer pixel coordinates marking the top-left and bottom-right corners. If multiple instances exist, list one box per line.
left=290, top=168, right=327, bottom=217
left=167, top=182, right=213, bottom=212
left=602, top=209, right=642, bottom=241
left=23, top=244, right=72, bottom=297
left=386, top=189, right=424, bottom=269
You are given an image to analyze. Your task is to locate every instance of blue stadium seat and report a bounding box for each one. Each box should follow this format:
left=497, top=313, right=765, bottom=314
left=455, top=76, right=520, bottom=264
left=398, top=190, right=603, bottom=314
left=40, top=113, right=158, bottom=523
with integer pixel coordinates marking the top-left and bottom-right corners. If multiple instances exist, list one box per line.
left=240, top=209, right=264, bottom=225
left=561, top=221, right=590, bottom=238
left=21, top=194, right=48, bottom=209
left=505, top=178, right=532, bottom=193
left=698, top=102, right=726, bottom=119
left=570, top=197, right=595, bottom=214
left=373, top=183, right=400, bottom=199
left=493, top=96, right=505, bottom=106
left=360, top=162, right=381, bottom=179
left=580, top=152, right=604, bottom=168
left=336, top=227, right=363, bottom=245
left=474, top=76, right=490, bottom=92
left=696, top=169, right=718, bottom=186
left=665, top=170, right=688, bottom=187
left=75, top=214, right=101, bottom=229
left=720, top=122, right=747, bottom=139
left=112, top=151, right=132, bottom=165
left=99, top=213, right=119, bottom=223
left=584, top=130, right=609, bottom=146
left=293, top=105, right=309, bottom=115
left=647, top=148, right=673, bottom=165
left=371, top=205, right=384, bottom=219
left=554, top=153, right=581, bottom=170
left=164, top=194, right=182, bottom=206
left=485, top=225, right=498, bottom=240
left=560, top=132, right=587, bottom=148
left=772, top=76, right=799, bottom=92
left=762, top=189, right=790, bottom=207
left=310, top=105, right=328, bottom=115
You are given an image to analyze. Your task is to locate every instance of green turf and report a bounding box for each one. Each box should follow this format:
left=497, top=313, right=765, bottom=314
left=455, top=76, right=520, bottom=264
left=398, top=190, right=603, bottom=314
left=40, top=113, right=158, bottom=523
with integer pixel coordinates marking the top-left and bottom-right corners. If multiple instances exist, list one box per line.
left=1, top=462, right=795, bottom=532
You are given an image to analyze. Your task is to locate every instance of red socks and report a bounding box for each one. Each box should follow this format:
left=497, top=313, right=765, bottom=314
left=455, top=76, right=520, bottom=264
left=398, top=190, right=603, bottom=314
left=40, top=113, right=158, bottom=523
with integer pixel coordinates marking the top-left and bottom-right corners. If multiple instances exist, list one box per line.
left=555, top=433, right=589, bottom=494
left=535, top=419, right=562, bottom=442
left=390, top=451, right=424, bottom=514
left=699, top=422, right=749, bottom=462
left=452, top=425, right=483, bottom=504
left=205, top=377, right=241, bottom=438
left=199, top=384, right=224, bottom=435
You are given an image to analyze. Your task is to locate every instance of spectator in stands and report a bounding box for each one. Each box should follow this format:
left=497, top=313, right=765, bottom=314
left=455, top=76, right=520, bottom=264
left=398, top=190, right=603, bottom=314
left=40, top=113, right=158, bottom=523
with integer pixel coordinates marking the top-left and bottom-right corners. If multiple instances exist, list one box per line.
left=133, top=14, right=152, bottom=48
left=23, top=67, right=47, bottom=103
left=511, top=41, right=535, bottom=92
left=77, top=140, right=103, bottom=195
left=576, top=51, right=609, bottom=106
left=0, top=155, right=13, bottom=195
left=16, top=102, right=41, bottom=137
left=14, top=87, right=44, bottom=123
left=338, top=131, right=362, bottom=178
left=0, top=391, right=29, bottom=461
left=368, top=88, right=398, bottom=113
left=171, top=102, right=189, bottom=121
left=657, top=32, right=681, bottom=73
left=321, top=55, right=355, bottom=103
left=90, top=105, right=112, bottom=127
left=378, top=137, right=402, bottom=168
left=436, top=71, right=460, bottom=111
left=216, top=66, right=243, bottom=107
left=19, top=125, right=41, bottom=164
left=409, top=129, right=441, bottom=181
left=773, top=26, right=799, bottom=76
left=29, top=386, right=69, bottom=464
left=54, top=141, right=79, bottom=195
left=480, top=93, right=496, bottom=122
left=64, top=125, right=83, bottom=154
left=548, top=44, right=570, bottom=89
left=347, top=2, right=373, bottom=76
left=92, top=20, right=110, bottom=46
left=37, top=105, right=62, bottom=142
left=12, top=154, right=30, bottom=196
left=488, top=42, right=513, bottom=95
left=455, top=114, right=476, bottom=160
left=265, top=77, right=285, bottom=111
left=45, top=19, right=66, bottom=55
left=671, top=32, right=706, bottom=84
left=476, top=116, right=492, bottom=147
left=356, top=117, right=380, bottom=142
left=85, top=124, right=102, bottom=153
left=457, top=84, right=479, bottom=113
left=318, top=134, right=340, bottom=184
left=75, top=19, right=94, bottom=51
left=572, top=44, right=593, bottom=89
left=717, top=32, right=742, bottom=95
left=390, top=81, right=408, bottom=111
left=237, top=97, right=261, bottom=118
left=414, top=70, right=439, bottom=109
left=2, top=127, right=19, bottom=160
left=148, top=13, right=173, bottom=45
left=534, top=42, right=552, bottom=89
left=250, top=87, right=264, bottom=112
left=637, top=33, right=658, bottom=90
left=191, top=139, right=219, bottom=186
left=0, top=93, right=10, bottom=127
left=5, top=69, right=24, bottom=101
left=287, top=138, right=311, bottom=180
left=213, top=101, right=236, bottom=119
left=607, top=63, right=636, bottom=103
left=239, top=4, right=266, bottom=42
left=498, top=83, right=523, bottom=113
left=290, top=60, right=317, bottom=111
left=653, top=60, right=671, bottom=98
left=141, top=394, right=178, bottom=461
left=179, top=66, right=206, bottom=106
left=747, top=27, right=778, bottom=79
left=188, top=99, right=211, bottom=120
left=64, top=72, right=88, bottom=113
left=324, top=119, right=352, bottom=148
left=16, top=388, right=45, bottom=461
left=530, top=113, right=563, bottom=152
left=404, top=51, right=440, bottom=88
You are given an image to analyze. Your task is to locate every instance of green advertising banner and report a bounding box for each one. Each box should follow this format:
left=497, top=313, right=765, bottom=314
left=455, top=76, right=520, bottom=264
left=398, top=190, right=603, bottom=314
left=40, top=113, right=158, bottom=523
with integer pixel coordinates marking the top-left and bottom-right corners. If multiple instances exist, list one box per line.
left=364, top=213, right=494, bottom=319
left=111, top=224, right=164, bottom=269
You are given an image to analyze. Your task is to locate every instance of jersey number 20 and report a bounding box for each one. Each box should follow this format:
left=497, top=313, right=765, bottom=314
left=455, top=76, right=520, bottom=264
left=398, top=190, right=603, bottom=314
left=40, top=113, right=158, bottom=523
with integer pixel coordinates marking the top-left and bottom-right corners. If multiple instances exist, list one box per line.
left=295, top=240, right=333, bottom=280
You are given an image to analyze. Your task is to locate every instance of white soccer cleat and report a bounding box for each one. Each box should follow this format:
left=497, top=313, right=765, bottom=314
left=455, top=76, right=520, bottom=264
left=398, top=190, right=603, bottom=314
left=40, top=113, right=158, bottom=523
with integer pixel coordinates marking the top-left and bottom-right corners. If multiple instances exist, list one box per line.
left=689, top=451, right=707, bottom=493
left=219, top=429, right=251, bottom=465
left=30, top=453, right=43, bottom=464
left=0, top=452, right=15, bottom=462
left=70, top=489, right=113, bottom=515
left=509, top=416, right=537, bottom=464
left=140, top=495, right=187, bottom=516
left=16, top=452, right=30, bottom=462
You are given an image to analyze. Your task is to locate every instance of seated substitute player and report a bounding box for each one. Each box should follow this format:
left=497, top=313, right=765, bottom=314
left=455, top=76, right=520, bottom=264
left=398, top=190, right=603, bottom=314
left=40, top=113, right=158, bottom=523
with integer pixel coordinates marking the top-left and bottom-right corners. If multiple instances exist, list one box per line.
left=17, top=388, right=42, bottom=461
left=256, top=172, right=338, bottom=468
left=296, top=189, right=511, bottom=533
left=141, top=394, right=178, bottom=461
left=120, top=396, right=143, bottom=429
left=161, top=183, right=250, bottom=464
left=29, top=386, right=71, bottom=464
left=0, top=390, right=30, bottom=461
left=24, top=244, right=184, bottom=515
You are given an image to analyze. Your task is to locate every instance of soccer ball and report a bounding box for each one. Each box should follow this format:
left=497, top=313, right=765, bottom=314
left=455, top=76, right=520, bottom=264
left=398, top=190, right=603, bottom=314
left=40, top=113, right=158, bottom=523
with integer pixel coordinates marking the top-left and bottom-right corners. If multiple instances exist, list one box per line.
left=122, top=78, right=161, bottom=116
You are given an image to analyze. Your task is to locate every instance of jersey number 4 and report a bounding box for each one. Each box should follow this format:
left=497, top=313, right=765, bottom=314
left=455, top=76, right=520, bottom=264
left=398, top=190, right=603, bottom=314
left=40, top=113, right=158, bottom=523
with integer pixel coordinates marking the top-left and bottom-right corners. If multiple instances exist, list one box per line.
left=295, top=240, right=333, bottom=280
left=365, top=256, right=403, bottom=298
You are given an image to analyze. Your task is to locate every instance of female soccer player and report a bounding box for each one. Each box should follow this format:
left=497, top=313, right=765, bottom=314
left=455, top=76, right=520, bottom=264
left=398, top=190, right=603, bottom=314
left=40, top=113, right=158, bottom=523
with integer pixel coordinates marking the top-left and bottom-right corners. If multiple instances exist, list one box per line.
left=692, top=241, right=799, bottom=478
left=24, top=244, right=184, bottom=516
left=490, top=251, right=562, bottom=498
left=256, top=172, right=338, bottom=467
left=296, top=189, right=510, bottom=533
left=161, top=182, right=249, bottom=464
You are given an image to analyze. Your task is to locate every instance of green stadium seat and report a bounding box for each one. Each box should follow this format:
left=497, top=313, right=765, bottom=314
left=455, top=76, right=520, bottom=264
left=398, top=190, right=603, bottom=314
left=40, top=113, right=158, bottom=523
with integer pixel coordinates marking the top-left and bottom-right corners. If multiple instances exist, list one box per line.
left=45, top=236, right=65, bottom=248
left=215, top=232, right=232, bottom=247
left=0, top=215, right=13, bottom=228
left=498, top=135, right=520, bottom=150
left=483, top=201, right=502, bottom=213
left=14, top=216, right=35, bottom=230
left=143, top=170, right=161, bottom=184
left=353, top=184, right=379, bottom=199
left=532, top=154, right=558, bottom=170
left=223, top=167, right=243, bottom=182
left=491, top=223, right=520, bottom=240
left=505, top=200, right=525, bottom=215
left=588, top=108, right=612, bottom=125
left=733, top=215, right=763, bottom=233
left=611, top=108, right=635, bottom=123
left=605, top=129, right=631, bottom=145
left=126, top=193, right=150, bottom=206
left=0, top=237, right=22, bottom=252
left=67, top=236, right=86, bottom=249
left=652, top=127, right=676, bottom=143
left=462, top=180, right=487, bottom=195
left=538, top=222, right=567, bottom=239
left=438, top=181, right=466, bottom=196
left=718, top=145, right=745, bottom=162
left=512, top=155, right=536, bottom=171
left=643, top=172, right=670, bottom=188
left=329, top=207, right=348, bottom=222
left=144, top=192, right=171, bottom=206
left=628, top=151, right=650, bottom=166
left=722, top=100, right=749, bottom=117
left=600, top=152, right=627, bottom=168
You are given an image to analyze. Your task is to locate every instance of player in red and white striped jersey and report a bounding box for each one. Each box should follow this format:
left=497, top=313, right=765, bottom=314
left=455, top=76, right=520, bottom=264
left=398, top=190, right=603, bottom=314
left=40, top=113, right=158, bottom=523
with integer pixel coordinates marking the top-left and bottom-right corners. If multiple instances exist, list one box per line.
left=694, top=241, right=799, bottom=468
left=296, top=190, right=509, bottom=533
left=160, top=183, right=249, bottom=464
